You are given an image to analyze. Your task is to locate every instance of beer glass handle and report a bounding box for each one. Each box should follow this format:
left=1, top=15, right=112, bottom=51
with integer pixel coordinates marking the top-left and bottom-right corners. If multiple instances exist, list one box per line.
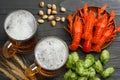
left=25, top=63, right=39, bottom=77
left=2, top=40, right=17, bottom=58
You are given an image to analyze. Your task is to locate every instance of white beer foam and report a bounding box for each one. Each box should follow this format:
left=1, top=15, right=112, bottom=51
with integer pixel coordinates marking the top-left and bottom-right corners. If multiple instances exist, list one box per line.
left=35, top=37, right=68, bottom=70
left=4, top=10, right=37, bottom=40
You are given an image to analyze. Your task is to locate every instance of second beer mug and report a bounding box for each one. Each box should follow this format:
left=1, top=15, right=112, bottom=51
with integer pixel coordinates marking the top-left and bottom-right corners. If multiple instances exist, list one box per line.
left=3, top=10, right=37, bottom=58
left=25, top=36, right=69, bottom=77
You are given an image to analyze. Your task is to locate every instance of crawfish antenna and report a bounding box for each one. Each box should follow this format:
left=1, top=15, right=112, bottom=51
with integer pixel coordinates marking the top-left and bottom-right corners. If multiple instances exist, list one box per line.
left=83, top=3, right=88, bottom=15
left=98, top=4, right=108, bottom=18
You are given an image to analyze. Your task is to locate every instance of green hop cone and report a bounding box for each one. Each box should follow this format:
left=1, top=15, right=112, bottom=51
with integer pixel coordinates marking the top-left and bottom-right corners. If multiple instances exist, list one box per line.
left=71, top=52, right=79, bottom=62
left=102, top=67, right=114, bottom=78
left=76, top=60, right=84, bottom=68
left=64, top=69, right=71, bottom=80
left=64, top=69, right=78, bottom=80
left=78, top=77, right=88, bottom=80
left=76, top=65, right=84, bottom=76
left=66, top=52, right=79, bottom=69
left=75, top=60, right=89, bottom=77
left=81, top=69, right=90, bottom=77
left=100, top=50, right=110, bottom=65
left=93, top=60, right=103, bottom=74
left=76, top=65, right=89, bottom=77
left=66, top=55, right=73, bottom=69
left=70, top=72, right=78, bottom=80
left=88, top=67, right=96, bottom=78
left=84, top=54, right=95, bottom=68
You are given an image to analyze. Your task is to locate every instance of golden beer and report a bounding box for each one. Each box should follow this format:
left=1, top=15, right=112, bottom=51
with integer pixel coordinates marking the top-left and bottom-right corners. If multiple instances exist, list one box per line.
left=25, top=36, right=69, bottom=77
left=3, top=10, right=37, bottom=58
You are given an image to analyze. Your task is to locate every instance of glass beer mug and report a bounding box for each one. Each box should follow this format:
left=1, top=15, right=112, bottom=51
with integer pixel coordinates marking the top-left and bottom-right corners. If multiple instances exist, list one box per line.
left=25, top=36, right=69, bottom=77
left=2, top=10, right=37, bottom=58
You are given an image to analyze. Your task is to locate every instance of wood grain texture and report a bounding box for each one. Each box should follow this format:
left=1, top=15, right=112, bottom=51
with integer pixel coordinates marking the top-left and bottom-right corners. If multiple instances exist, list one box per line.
left=0, top=0, right=120, bottom=80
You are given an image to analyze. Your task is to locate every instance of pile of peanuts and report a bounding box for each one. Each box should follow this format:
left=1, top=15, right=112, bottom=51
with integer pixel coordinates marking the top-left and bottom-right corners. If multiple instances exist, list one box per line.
left=38, top=1, right=66, bottom=27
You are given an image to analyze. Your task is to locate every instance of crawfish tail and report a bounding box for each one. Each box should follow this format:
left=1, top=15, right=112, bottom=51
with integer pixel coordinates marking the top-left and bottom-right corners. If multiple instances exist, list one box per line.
left=93, top=35, right=108, bottom=52
left=93, top=25, right=114, bottom=52
left=69, top=15, right=83, bottom=51
left=69, top=33, right=81, bottom=50
left=93, top=36, right=107, bottom=52
left=82, top=40, right=92, bottom=53
left=92, top=45, right=101, bottom=53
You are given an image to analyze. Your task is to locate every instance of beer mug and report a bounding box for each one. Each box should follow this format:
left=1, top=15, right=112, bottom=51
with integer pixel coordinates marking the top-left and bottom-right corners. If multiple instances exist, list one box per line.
left=2, top=10, right=37, bottom=58
left=25, top=36, right=69, bottom=77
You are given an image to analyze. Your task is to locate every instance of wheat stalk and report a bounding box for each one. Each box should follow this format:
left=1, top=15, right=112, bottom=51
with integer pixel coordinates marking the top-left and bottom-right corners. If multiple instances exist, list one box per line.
left=0, top=61, right=22, bottom=79
left=13, top=55, right=27, bottom=70
left=0, top=67, right=16, bottom=80
left=11, top=69, right=29, bottom=80
left=6, top=60, right=29, bottom=80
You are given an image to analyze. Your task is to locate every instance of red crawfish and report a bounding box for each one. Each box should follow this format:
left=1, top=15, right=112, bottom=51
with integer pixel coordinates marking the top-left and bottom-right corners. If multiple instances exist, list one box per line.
left=82, top=11, right=96, bottom=40
left=92, top=14, right=108, bottom=44
left=65, top=14, right=83, bottom=51
left=92, top=10, right=115, bottom=45
left=82, top=40, right=92, bottom=53
left=82, top=11, right=96, bottom=52
left=66, top=14, right=73, bottom=35
left=93, top=25, right=114, bottom=52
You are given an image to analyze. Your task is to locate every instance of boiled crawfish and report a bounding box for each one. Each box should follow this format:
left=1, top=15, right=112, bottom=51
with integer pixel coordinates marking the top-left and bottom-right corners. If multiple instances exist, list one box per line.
left=93, top=25, right=114, bottom=52
left=93, top=26, right=120, bottom=52
left=82, top=10, right=95, bottom=41
left=65, top=3, right=120, bottom=53
left=92, top=6, right=116, bottom=52
left=65, top=14, right=83, bottom=50
left=82, top=6, right=96, bottom=52
left=92, top=5, right=114, bottom=44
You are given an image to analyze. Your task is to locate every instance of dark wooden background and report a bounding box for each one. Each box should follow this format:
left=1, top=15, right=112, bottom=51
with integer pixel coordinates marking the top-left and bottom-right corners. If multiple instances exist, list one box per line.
left=0, top=0, right=120, bottom=80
